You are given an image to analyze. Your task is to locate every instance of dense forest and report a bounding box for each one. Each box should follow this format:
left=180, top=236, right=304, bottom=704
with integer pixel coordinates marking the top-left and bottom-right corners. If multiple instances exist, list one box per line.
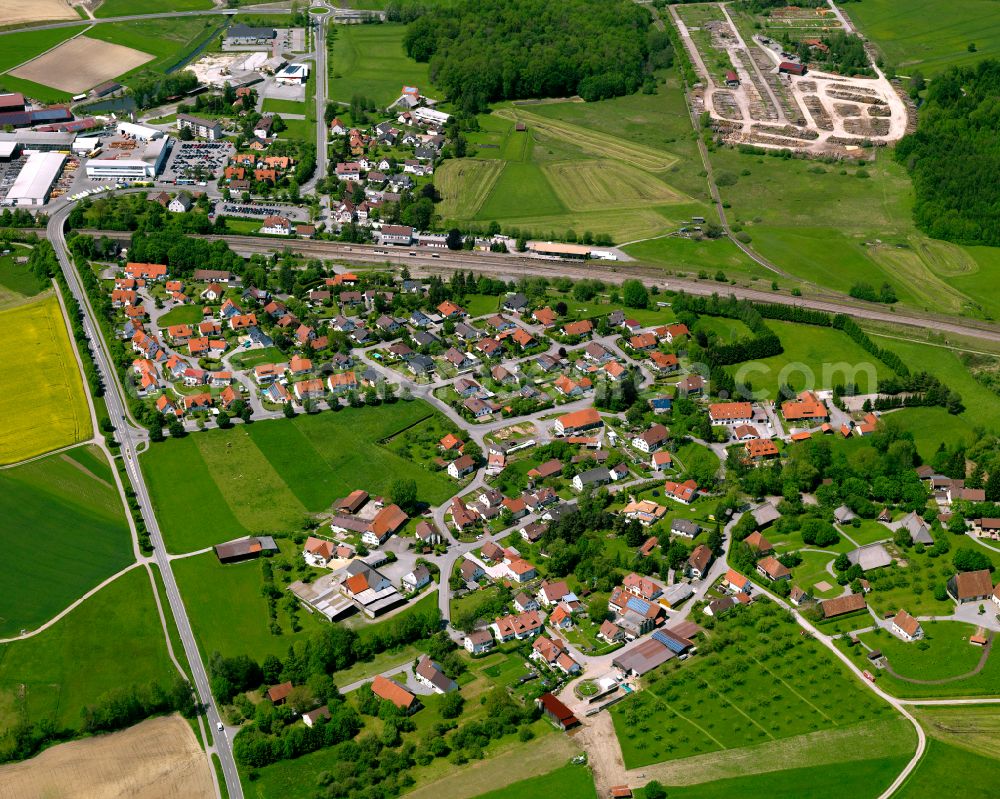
left=402, top=0, right=668, bottom=110
left=896, top=59, right=1000, bottom=246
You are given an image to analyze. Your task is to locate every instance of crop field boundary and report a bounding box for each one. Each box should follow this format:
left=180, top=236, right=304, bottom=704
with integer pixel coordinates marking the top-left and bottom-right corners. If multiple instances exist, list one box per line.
left=541, top=159, right=689, bottom=211
left=494, top=107, right=680, bottom=172
left=436, top=159, right=506, bottom=220
left=626, top=717, right=914, bottom=786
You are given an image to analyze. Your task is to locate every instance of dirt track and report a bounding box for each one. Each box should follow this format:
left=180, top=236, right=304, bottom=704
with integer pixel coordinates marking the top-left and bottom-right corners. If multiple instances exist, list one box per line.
left=0, top=714, right=213, bottom=799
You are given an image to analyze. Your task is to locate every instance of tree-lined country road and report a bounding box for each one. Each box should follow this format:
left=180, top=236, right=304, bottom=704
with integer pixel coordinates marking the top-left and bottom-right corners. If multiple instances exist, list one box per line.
left=46, top=205, right=243, bottom=799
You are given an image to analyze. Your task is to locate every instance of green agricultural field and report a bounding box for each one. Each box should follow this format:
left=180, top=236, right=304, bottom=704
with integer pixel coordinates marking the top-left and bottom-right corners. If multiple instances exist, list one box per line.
left=472, top=764, right=597, bottom=799
left=706, top=147, right=1000, bottom=319
left=436, top=159, right=506, bottom=220
left=639, top=755, right=912, bottom=799
left=157, top=305, right=205, bottom=326
left=0, top=295, right=90, bottom=465
left=440, top=71, right=718, bottom=245
left=328, top=24, right=430, bottom=107
left=624, top=235, right=765, bottom=279
left=0, top=568, right=175, bottom=730
left=0, top=26, right=85, bottom=74
left=173, top=544, right=327, bottom=661
left=693, top=315, right=753, bottom=343
left=611, top=602, right=904, bottom=769
left=87, top=16, right=223, bottom=76
left=0, top=445, right=133, bottom=637
left=476, top=162, right=567, bottom=221
left=141, top=402, right=455, bottom=552
left=895, top=738, right=1000, bottom=799
left=845, top=0, right=1000, bottom=74
left=879, top=407, right=976, bottom=463
left=725, top=320, right=895, bottom=400
left=0, top=245, right=46, bottom=309
left=95, top=0, right=214, bottom=17
left=877, top=336, right=1000, bottom=434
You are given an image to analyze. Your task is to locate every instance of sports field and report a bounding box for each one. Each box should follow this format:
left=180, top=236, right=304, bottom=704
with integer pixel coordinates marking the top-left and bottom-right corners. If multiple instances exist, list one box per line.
left=9, top=35, right=153, bottom=94
left=845, top=0, right=1000, bottom=74
left=0, top=295, right=90, bottom=466
left=723, top=319, right=894, bottom=399
left=611, top=603, right=905, bottom=769
left=0, top=0, right=78, bottom=27
left=141, top=402, right=455, bottom=552
left=0, top=568, right=175, bottom=730
left=0, top=445, right=133, bottom=637
left=328, top=23, right=430, bottom=107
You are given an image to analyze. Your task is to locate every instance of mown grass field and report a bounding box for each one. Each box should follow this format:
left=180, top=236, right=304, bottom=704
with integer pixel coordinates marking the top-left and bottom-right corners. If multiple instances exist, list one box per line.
left=0, top=295, right=90, bottom=466
left=328, top=23, right=429, bottom=107
left=0, top=568, right=174, bottom=730
left=0, top=245, right=47, bottom=310
left=173, top=542, right=328, bottom=661
left=861, top=622, right=986, bottom=681
left=157, top=305, right=205, bottom=326
left=723, top=319, right=894, bottom=400
left=707, top=147, right=1000, bottom=319
left=639, top=755, right=912, bottom=799
left=471, top=764, right=597, bottom=799
left=895, top=737, right=999, bottom=799
left=612, top=604, right=902, bottom=769
left=0, top=445, right=133, bottom=638
left=845, top=0, right=1000, bottom=74
left=142, top=402, right=455, bottom=552
left=439, top=71, right=719, bottom=245
left=0, top=25, right=85, bottom=73
left=95, top=0, right=214, bottom=17
left=840, top=631, right=1000, bottom=700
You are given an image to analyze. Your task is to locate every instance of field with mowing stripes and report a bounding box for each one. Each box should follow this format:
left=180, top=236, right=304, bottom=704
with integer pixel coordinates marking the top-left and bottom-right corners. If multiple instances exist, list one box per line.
left=611, top=602, right=906, bottom=769
left=0, top=295, right=90, bottom=465
left=543, top=160, right=684, bottom=211
left=142, top=402, right=455, bottom=552
left=435, top=159, right=505, bottom=219
left=0, top=445, right=133, bottom=638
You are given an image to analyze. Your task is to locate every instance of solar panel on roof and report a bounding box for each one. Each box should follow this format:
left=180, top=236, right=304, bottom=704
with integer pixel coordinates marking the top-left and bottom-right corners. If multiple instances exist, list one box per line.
left=626, top=596, right=650, bottom=615
left=652, top=630, right=688, bottom=654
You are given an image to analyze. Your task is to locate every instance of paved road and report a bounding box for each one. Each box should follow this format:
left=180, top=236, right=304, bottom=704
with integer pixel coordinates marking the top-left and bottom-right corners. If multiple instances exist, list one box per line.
left=0, top=5, right=378, bottom=35
left=46, top=206, right=242, bottom=799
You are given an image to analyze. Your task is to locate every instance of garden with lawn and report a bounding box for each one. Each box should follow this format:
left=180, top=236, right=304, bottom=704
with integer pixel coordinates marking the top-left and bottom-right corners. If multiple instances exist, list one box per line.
left=142, top=401, right=455, bottom=552
left=843, top=621, right=1000, bottom=699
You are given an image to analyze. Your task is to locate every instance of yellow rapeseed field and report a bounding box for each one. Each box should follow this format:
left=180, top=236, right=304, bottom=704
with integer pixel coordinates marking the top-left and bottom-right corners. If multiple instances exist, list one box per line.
left=0, top=295, right=90, bottom=464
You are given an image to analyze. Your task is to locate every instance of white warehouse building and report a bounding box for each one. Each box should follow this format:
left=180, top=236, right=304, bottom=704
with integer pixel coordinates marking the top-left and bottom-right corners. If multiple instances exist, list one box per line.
left=85, top=136, right=171, bottom=180
left=5, top=151, right=66, bottom=206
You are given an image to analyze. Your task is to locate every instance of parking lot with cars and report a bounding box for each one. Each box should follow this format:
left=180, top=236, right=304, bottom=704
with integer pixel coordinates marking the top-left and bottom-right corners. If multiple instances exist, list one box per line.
left=218, top=202, right=308, bottom=221
left=163, top=141, right=233, bottom=185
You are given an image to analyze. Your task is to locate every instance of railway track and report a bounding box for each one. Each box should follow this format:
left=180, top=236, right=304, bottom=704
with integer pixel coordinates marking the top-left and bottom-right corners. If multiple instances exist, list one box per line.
left=72, top=229, right=1000, bottom=343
